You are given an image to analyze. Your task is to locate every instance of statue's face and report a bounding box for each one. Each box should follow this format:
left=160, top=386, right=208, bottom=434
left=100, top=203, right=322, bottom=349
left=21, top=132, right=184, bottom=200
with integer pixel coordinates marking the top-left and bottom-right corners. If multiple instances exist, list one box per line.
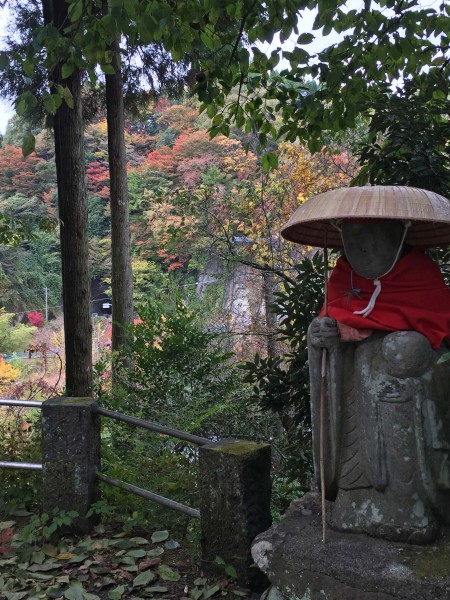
left=341, top=221, right=405, bottom=279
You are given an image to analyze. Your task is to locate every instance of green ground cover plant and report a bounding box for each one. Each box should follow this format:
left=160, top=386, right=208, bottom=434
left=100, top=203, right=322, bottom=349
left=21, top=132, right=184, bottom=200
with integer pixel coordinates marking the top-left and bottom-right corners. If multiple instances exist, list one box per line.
left=0, top=518, right=251, bottom=599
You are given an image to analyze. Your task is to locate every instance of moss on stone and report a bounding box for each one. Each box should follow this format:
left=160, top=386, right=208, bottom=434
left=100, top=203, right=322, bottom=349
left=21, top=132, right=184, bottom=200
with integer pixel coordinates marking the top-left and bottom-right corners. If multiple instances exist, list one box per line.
left=402, top=537, right=450, bottom=580
left=211, top=441, right=269, bottom=455
left=55, top=397, right=94, bottom=406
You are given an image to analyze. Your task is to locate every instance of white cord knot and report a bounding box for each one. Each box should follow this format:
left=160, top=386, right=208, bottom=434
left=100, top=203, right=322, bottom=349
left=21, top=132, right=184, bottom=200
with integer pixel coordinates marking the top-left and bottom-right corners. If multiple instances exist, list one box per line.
left=353, top=278, right=381, bottom=318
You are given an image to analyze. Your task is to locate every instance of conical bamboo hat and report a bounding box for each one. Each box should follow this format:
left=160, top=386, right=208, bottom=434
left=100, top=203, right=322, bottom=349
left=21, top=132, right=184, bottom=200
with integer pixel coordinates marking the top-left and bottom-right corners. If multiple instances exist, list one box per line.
left=281, top=186, right=450, bottom=248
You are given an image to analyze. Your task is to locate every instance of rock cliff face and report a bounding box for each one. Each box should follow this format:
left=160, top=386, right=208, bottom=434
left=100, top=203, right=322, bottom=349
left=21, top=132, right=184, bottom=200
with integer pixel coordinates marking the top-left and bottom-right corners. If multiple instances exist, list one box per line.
left=222, top=262, right=265, bottom=330
left=197, top=257, right=269, bottom=358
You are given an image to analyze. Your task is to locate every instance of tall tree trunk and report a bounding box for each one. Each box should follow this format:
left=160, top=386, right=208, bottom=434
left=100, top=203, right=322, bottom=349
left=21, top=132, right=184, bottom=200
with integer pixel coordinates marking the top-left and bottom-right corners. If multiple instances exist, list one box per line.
left=105, top=38, right=134, bottom=358
left=263, top=270, right=279, bottom=359
left=42, top=0, right=92, bottom=397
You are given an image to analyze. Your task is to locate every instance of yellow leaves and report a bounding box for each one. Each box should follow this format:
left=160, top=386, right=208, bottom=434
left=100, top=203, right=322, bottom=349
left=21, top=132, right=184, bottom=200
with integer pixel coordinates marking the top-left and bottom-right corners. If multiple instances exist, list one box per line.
left=150, top=320, right=174, bottom=351
left=91, top=119, right=108, bottom=136
left=222, top=145, right=258, bottom=179
left=131, top=259, right=161, bottom=304
left=277, top=142, right=352, bottom=207
left=210, top=141, right=353, bottom=268
left=144, top=201, right=198, bottom=248
left=51, top=325, right=65, bottom=351
left=55, top=552, right=78, bottom=560
left=93, top=149, right=108, bottom=161
left=0, top=359, right=20, bottom=384
left=152, top=337, right=163, bottom=351
left=0, top=358, right=20, bottom=394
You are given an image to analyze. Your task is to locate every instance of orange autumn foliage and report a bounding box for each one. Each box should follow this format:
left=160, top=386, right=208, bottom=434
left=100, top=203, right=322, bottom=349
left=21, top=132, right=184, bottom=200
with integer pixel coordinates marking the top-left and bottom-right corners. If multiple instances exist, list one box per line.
left=0, top=146, right=44, bottom=198
left=146, top=129, right=240, bottom=176
left=146, top=146, right=176, bottom=172
left=171, top=129, right=226, bottom=160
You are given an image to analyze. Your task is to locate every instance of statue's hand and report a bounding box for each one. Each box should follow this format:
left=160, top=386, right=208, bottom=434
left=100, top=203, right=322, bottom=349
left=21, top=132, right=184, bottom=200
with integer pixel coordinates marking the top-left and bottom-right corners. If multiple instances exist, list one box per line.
left=308, top=317, right=340, bottom=348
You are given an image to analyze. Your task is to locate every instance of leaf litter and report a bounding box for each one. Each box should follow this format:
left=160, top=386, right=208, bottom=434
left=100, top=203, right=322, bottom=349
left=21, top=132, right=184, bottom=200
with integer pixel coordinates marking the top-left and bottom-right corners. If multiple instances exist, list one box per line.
left=0, top=520, right=253, bottom=599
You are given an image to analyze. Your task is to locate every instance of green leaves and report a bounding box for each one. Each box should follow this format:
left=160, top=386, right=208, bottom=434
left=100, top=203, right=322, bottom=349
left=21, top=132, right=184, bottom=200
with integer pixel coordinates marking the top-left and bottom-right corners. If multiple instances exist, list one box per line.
left=2, top=520, right=229, bottom=599
left=352, top=76, right=450, bottom=196
left=102, top=64, right=116, bottom=75
left=297, top=33, right=315, bottom=45
left=68, top=0, right=84, bottom=23
left=125, top=548, right=147, bottom=558
left=43, top=93, right=63, bottom=115
left=57, top=85, right=75, bottom=109
left=0, top=51, right=9, bottom=70
left=2, top=0, right=449, bottom=163
left=61, top=62, right=75, bottom=79
left=107, top=586, right=125, bottom=600
left=21, top=132, right=36, bottom=158
left=15, top=91, right=37, bottom=117
left=132, top=569, right=156, bottom=587
left=64, top=582, right=87, bottom=600
left=157, top=564, right=180, bottom=581
left=261, top=152, right=278, bottom=173
left=200, top=31, right=216, bottom=50
left=241, top=252, right=329, bottom=482
left=150, top=530, right=169, bottom=543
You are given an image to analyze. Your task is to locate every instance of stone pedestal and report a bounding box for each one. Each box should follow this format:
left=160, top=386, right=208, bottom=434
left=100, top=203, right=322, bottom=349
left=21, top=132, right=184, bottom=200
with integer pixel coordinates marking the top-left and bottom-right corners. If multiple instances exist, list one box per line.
left=199, top=439, right=271, bottom=591
left=252, top=492, right=450, bottom=600
left=41, top=397, right=101, bottom=533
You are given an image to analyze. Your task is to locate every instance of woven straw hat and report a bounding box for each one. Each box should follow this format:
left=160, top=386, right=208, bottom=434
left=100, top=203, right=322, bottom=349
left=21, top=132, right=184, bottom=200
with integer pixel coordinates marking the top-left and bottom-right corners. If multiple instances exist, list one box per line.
left=281, top=186, right=450, bottom=248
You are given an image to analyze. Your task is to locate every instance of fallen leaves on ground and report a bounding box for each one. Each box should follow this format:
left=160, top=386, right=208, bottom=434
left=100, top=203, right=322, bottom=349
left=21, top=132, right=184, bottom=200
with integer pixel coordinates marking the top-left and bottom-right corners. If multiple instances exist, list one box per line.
left=0, top=521, right=251, bottom=600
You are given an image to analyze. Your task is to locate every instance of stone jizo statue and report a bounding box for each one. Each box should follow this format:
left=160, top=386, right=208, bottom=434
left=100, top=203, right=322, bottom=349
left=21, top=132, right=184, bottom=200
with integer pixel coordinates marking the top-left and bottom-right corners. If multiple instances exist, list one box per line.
left=307, top=220, right=450, bottom=543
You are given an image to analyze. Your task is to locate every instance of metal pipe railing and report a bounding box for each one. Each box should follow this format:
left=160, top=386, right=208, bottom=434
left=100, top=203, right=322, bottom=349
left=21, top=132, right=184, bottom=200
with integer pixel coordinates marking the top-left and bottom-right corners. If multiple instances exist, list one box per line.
left=95, top=406, right=210, bottom=446
left=0, top=461, right=42, bottom=470
left=0, top=400, right=206, bottom=521
left=0, top=399, right=42, bottom=408
left=97, top=472, right=200, bottom=519
left=0, top=400, right=43, bottom=472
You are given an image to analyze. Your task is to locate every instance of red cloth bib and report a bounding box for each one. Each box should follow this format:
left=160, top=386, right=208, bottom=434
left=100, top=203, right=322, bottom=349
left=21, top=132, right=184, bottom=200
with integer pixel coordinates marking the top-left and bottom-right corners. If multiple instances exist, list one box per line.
left=320, top=248, right=450, bottom=349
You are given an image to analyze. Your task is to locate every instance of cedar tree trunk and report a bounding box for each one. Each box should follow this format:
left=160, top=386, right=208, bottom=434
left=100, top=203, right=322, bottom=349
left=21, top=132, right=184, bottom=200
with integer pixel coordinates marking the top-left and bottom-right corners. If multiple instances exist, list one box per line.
left=105, top=38, right=134, bottom=356
left=42, top=0, right=93, bottom=396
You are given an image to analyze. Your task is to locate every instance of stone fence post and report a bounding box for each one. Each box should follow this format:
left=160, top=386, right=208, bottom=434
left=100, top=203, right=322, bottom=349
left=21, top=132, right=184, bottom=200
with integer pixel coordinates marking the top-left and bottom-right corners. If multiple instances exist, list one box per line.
left=41, top=397, right=101, bottom=533
left=199, top=439, right=272, bottom=592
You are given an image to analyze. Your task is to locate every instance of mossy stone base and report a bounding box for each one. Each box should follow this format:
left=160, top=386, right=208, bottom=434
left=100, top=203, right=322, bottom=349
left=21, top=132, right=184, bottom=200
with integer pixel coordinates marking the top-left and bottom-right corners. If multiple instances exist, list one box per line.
left=199, top=439, right=271, bottom=592
left=252, top=492, right=450, bottom=599
left=41, top=397, right=101, bottom=533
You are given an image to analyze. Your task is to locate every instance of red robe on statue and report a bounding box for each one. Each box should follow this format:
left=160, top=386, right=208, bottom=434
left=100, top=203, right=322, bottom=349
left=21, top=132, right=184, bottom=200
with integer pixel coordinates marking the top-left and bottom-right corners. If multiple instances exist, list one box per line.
left=320, top=248, right=450, bottom=349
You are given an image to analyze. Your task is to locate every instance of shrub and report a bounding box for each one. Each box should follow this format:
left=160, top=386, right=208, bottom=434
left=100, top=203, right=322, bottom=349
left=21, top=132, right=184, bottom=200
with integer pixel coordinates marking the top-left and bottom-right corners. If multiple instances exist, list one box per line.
left=94, top=294, right=267, bottom=533
left=27, top=311, right=44, bottom=328
left=0, top=406, right=42, bottom=514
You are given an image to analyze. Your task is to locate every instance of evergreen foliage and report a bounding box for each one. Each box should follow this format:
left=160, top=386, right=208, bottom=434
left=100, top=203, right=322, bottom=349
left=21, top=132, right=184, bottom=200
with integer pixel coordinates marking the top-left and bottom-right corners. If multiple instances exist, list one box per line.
left=240, top=252, right=328, bottom=486
left=95, top=295, right=271, bottom=527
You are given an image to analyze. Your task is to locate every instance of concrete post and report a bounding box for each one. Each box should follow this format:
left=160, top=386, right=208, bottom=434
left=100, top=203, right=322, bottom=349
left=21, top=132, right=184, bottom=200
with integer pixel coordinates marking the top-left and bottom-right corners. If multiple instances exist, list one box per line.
left=41, top=397, right=101, bottom=533
left=199, top=439, right=272, bottom=591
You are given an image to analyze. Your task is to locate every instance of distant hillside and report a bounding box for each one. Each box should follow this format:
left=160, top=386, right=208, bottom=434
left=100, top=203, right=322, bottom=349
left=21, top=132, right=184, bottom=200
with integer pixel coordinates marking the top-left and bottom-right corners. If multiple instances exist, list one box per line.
left=0, top=98, right=353, bottom=356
